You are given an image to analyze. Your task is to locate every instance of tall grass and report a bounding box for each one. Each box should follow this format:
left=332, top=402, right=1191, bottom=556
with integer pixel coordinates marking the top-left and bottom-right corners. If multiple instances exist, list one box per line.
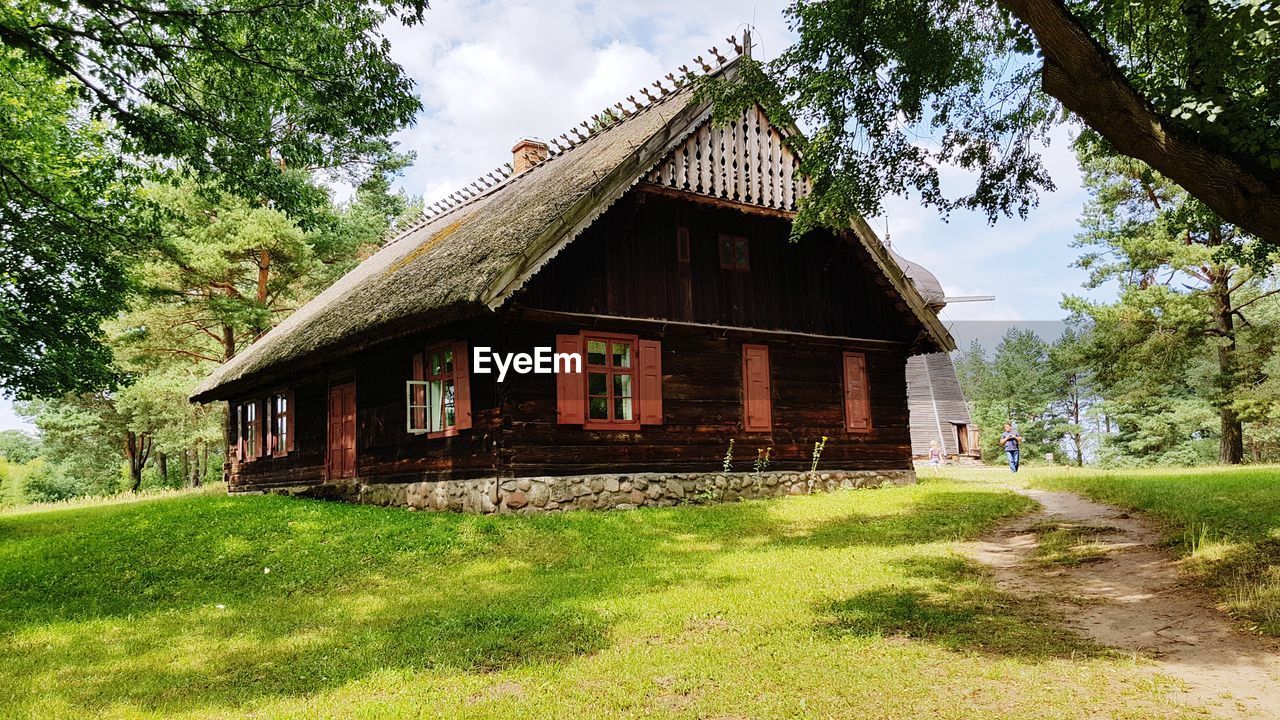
left=1032, top=465, right=1280, bottom=635
left=0, top=481, right=225, bottom=516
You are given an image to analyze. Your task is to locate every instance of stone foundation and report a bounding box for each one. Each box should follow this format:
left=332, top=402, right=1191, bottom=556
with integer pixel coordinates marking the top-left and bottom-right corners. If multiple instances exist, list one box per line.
left=268, top=469, right=916, bottom=514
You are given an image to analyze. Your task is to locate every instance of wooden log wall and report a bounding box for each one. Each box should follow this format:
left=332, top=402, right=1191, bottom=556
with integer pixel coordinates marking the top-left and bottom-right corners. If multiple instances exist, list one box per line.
left=229, top=319, right=503, bottom=491
left=644, top=105, right=807, bottom=212
left=227, top=377, right=329, bottom=491
left=496, top=316, right=912, bottom=477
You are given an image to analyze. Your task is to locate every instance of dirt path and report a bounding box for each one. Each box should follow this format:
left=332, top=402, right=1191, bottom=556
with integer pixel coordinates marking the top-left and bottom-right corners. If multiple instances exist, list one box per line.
left=963, top=486, right=1280, bottom=719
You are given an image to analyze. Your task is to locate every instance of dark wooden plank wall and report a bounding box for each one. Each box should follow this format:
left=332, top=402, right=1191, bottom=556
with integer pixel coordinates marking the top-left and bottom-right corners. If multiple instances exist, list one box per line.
left=515, top=192, right=915, bottom=342
left=226, top=377, right=330, bottom=490
left=230, top=319, right=503, bottom=489
left=496, top=317, right=912, bottom=477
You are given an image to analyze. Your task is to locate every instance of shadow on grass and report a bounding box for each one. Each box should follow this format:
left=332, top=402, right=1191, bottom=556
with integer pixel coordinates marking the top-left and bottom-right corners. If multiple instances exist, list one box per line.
left=0, top=482, right=1035, bottom=714
left=815, top=554, right=1104, bottom=661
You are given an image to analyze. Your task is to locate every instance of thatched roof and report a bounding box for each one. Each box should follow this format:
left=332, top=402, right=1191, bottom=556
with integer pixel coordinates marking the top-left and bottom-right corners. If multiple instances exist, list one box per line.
left=193, top=53, right=954, bottom=402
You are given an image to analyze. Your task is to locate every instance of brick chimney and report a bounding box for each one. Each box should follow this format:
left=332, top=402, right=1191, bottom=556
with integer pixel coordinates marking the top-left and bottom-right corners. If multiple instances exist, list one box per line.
left=511, top=137, right=550, bottom=174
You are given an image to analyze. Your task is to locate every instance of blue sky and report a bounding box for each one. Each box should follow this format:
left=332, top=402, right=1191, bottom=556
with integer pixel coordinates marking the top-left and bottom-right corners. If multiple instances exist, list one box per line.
left=0, top=0, right=1103, bottom=432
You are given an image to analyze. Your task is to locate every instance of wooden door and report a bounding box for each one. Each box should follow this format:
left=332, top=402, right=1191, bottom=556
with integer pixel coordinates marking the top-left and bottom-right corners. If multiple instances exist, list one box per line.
left=327, top=382, right=357, bottom=480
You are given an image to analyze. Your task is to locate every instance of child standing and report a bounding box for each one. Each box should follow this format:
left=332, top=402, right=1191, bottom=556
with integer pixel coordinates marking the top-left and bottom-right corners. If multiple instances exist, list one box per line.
left=928, top=440, right=943, bottom=476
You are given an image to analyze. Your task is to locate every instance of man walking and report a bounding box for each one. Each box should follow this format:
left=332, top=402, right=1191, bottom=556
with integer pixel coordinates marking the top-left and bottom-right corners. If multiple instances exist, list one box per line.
left=999, top=423, right=1023, bottom=473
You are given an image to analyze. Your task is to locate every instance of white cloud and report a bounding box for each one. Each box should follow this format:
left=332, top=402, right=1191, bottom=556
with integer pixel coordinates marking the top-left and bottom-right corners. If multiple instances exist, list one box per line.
left=380, top=0, right=792, bottom=204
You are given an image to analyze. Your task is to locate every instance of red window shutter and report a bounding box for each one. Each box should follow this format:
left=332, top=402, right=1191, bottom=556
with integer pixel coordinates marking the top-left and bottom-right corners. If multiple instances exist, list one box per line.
left=411, top=351, right=425, bottom=430
left=638, top=339, right=663, bottom=425
left=286, top=389, right=296, bottom=452
left=234, top=403, right=245, bottom=462
left=255, top=399, right=266, bottom=459
left=453, top=341, right=472, bottom=430
left=342, top=384, right=356, bottom=477
left=327, top=386, right=341, bottom=477
left=556, top=333, right=585, bottom=425
left=265, top=397, right=275, bottom=457
left=844, top=352, right=872, bottom=432
left=742, top=344, right=772, bottom=432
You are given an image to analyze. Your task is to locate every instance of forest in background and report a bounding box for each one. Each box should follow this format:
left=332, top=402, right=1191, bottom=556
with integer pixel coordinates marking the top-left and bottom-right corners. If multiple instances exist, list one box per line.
left=2, top=175, right=420, bottom=502
left=1, top=0, right=428, bottom=503
left=957, top=135, right=1280, bottom=468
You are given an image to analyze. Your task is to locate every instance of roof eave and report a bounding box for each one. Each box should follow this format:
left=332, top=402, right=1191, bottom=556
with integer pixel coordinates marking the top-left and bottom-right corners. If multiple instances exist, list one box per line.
left=845, top=216, right=956, bottom=354
left=189, top=300, right=484, bottom=402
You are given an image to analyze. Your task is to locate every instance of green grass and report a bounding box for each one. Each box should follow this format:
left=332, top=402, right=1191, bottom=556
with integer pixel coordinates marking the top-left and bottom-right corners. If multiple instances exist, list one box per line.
left=1030, top=465, right=1280, bottom=635
left=0, top=480, right=1199, bottom=719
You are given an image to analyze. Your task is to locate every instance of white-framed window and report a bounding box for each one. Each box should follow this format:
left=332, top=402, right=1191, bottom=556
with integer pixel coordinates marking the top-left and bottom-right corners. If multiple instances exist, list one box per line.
left=407, top=341, right=470, bottom=436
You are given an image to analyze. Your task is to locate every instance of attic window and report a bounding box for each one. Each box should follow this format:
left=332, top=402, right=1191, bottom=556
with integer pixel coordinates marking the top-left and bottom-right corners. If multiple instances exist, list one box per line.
left=719, top=234, right=749, bottom=270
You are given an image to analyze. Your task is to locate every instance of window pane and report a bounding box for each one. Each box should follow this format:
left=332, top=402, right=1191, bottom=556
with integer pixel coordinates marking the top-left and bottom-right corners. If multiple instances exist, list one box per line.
left=736, top=238, right=749, bottom=267
left=273, top=395, right=286, bottom=453
left=588, top=372, right=607, bottom=396
left=587, top=340, right=607, bottom=366
left=442, top=348, right=454, bottom=374
left=613, top=373, right=632, bottom=399
left=614, top=396, right=633, bottom=421
left=720, top=236, right=733, bottom=265
left=589, top=396, right=609, bottom=420
left=443, top=380, right=456, bottom=429
left=429, top=380, right=443, bottom=432
left=611, top=342, right=631, bottom=368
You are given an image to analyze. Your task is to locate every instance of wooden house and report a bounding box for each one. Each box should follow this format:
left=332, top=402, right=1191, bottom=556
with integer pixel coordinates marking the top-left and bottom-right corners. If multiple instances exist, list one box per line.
left=191, top=39, right=955, bottom=512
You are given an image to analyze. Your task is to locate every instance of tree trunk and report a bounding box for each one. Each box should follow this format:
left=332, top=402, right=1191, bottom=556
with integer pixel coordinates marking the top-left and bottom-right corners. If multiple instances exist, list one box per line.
left=221, top=323, right=236, bottom=362
left=157, top=452, right=168, bottom=485
left=1071, top=391, right=1084, bottom=466
left=256, top=249, right=272, bottom=336
left=187, top=446, right=199, bottom=487
left=1209, top=268, right=1245, bottom=464
left=179, top=450, right=189, bottom=489
left=198, top=445, right=208, bottom=487
left=998, top=0, right=1280, bottom=247
left=124, top=431, right=152, bottom=492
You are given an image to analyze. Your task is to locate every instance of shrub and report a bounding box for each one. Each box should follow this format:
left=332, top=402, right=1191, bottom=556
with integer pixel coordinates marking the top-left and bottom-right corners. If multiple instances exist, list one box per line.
left=22, top=460, right=90, bottom=503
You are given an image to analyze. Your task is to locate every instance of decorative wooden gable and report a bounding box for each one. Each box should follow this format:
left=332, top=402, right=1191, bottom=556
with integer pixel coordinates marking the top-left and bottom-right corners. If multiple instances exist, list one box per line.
left=642, top=104, right=808, bottom=213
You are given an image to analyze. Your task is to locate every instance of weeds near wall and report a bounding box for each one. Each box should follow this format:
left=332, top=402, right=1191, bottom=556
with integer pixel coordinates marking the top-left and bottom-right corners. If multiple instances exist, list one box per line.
left=754, top=447, right=772, bottom=478
left=810, top=436, right=828, bottom=473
